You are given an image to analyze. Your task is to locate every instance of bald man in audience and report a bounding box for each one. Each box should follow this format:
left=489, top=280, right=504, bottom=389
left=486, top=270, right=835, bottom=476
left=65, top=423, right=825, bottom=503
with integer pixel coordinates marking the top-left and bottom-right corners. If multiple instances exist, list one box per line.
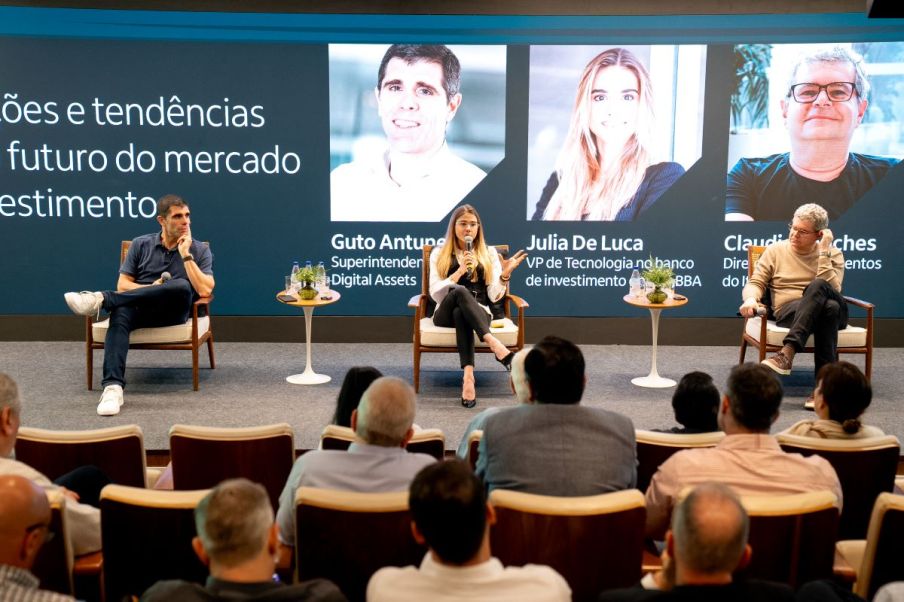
left=456, top=347, right=532, bottom=459
left=142, top=479, right=345, bottom=601
left=368, top=460, right=571, bottom=602
left=0, top=475, right=75, bottom=601
left=644, top=363, right=842, bottom=539
left=600, top=483, right=794, bottom=601
left=276, top=376, right=435, bottom=548
left=0, top=373, right=101, bottom=556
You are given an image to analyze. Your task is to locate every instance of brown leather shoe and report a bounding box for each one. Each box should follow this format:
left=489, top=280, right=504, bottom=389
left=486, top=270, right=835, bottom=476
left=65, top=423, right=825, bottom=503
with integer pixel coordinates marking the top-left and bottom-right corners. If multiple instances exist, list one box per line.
left=761, top=351, right=793, bottom=375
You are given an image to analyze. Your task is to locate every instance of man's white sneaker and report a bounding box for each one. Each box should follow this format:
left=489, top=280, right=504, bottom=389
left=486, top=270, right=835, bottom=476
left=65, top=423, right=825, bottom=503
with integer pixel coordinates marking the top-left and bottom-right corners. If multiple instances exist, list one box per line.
left=97, top=385, right=124, bottom=416
left=64, top=291, right=104, bottom=317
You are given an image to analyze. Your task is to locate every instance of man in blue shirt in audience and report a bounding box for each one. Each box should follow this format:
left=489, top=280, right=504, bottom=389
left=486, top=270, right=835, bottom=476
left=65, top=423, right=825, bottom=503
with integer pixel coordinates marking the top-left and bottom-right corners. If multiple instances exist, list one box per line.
left=276, top=377, right=435, bottom=549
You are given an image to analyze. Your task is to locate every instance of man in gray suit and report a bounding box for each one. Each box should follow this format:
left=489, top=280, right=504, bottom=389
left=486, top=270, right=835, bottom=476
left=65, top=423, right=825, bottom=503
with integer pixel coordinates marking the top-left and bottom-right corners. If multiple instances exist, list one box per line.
left=475, top=335, right=636, bottom=496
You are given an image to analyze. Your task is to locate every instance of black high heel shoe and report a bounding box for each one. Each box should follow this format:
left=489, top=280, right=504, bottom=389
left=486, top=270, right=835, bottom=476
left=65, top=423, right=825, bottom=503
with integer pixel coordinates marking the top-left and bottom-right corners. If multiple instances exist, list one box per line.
left=496, top=351, right=515, bottom=372
left=461, top=396, right=477, bottom=409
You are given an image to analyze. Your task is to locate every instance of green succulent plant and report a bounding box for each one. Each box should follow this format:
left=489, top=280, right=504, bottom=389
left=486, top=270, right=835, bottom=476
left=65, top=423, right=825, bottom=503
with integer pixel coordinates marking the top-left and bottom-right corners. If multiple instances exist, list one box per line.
left=642, top=258, right=675, bottom=289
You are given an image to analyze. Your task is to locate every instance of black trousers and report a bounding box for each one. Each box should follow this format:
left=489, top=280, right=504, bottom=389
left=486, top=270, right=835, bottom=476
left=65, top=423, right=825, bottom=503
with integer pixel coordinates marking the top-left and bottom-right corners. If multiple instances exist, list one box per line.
left=432, top=285, right=492, bottom=368
left=775, top=279, right=848, bottom=375
left=53, top=465, right=111, bottom=508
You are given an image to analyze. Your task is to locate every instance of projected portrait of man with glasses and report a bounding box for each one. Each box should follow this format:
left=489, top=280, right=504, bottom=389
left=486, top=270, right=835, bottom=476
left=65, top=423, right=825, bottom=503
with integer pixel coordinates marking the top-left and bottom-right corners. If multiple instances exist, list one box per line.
left=726, top=45, right=900, bottom=221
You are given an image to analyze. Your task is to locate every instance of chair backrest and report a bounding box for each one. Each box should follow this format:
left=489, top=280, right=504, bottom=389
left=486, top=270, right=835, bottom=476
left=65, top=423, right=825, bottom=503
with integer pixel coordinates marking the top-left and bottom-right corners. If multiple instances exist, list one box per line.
left=100, top=485, right=209, bottom=602
left=776, top=433, right=899, bottom=539
left=15, top=425, right=148, bottom=487
left=739, top=490, right=839, bottom=589
left=465, top=429, right=483, bottom=470
left=747, top=245, right=766, bottom=277
left=31, top=490, right=74, bottom=596
left=854, top=492, right=904, bottom=599
left=169, top=423, right=295, bottom=512
left=489, top=488, right=646, bottom=602
left=320, top=425, right=446, bottom=460
left=295, top=487, right=426, bottom=602
left=634, top=430, right=725, bottom=493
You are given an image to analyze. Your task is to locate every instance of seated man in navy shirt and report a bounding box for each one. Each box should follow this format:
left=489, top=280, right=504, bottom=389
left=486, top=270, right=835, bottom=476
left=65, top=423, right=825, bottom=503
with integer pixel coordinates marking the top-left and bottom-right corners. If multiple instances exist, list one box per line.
left=64, top=194, right=214, bottom=416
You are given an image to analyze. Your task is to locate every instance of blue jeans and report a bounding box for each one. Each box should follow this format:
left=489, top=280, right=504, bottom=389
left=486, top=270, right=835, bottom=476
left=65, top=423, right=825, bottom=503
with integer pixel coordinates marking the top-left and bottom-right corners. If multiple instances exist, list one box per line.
left=101, top=279, right=193, bottom=388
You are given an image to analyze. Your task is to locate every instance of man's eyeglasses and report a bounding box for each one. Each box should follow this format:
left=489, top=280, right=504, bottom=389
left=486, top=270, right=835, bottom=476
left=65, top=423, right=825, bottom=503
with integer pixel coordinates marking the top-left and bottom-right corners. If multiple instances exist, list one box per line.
left=788, top=223, right=818, bottom=236
left=788, top=82, right=857, bottom=103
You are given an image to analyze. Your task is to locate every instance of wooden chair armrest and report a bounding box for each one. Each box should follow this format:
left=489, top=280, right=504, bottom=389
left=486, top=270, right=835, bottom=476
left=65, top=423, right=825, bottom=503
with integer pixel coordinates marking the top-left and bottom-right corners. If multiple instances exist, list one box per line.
left=842, top=296, right=874, bottom=310
left=194, top=294, right=214, bottom=306
left=506, top=294, right=529, bottom=309
left=73, top=551, right=103, bottom=576
left=408, top=293, right=425, bottom=309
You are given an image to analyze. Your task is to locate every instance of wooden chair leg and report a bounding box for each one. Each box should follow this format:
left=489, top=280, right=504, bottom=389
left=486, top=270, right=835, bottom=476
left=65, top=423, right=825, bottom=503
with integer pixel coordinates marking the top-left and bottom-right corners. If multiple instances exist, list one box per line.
left=207, top=334, right=216, bottom=369
left=86, top=318, right=94, bottom=391
left=739, top=339, right=747, bottom=365
left=864, top=351, right=872, bottom=381
left=413, top=347, right=421, bottom=393
left=192, top=345, right=199, bottom=391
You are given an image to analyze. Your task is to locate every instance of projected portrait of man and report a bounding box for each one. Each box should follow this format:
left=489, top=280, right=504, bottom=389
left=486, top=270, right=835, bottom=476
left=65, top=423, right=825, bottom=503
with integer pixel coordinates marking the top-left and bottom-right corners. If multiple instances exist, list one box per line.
left=330, top=44, right=488, bottom=222
left=726, top=46, right=900, bottom=221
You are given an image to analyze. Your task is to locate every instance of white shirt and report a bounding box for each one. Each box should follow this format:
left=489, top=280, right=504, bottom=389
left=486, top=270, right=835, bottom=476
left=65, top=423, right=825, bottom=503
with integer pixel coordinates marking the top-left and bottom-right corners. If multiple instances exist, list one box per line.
left=330, top=144, right=486, bottom=222
left=367, top=553, right=571, bottom=602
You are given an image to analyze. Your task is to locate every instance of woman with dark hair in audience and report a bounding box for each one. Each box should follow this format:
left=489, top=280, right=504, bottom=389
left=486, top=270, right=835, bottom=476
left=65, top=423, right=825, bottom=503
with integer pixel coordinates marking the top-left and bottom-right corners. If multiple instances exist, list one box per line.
left=784, top=361, right=883, bottom=439
left=654, top=371, right=720, bottom=434
left=332, top=366, right=383, bottom=427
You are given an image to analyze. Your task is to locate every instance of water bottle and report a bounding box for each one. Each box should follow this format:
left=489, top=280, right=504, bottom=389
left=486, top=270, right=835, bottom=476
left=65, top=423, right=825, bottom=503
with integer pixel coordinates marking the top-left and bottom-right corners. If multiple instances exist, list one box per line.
left=629, top=269, right=642, bottom=297
left=315, top=261, right=326, bottom=293
left=290, top=261, right=300, bottom=293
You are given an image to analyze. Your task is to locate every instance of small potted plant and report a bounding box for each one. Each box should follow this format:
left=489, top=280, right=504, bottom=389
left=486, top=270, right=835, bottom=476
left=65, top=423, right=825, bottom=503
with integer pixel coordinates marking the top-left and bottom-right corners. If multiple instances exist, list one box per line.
left=641, top=258, right=675, bottom=304
left=294, top=265, right=318, bottom=300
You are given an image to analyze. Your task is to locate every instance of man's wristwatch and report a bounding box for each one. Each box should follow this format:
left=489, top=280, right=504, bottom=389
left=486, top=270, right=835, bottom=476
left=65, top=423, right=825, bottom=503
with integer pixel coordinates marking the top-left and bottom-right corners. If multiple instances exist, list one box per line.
left=182, top=253, right=194, bottom=263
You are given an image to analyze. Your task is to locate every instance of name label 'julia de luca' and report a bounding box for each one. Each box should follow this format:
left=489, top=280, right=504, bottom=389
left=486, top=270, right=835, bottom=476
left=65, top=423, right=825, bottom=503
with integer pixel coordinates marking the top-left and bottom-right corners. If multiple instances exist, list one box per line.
left=526, top=234, right=644, bottom=252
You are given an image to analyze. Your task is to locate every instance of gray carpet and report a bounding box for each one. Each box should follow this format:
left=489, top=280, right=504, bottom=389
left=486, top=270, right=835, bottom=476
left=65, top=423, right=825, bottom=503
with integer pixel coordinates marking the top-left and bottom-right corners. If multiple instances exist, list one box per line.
left=2, top=342, right=901, bottom=451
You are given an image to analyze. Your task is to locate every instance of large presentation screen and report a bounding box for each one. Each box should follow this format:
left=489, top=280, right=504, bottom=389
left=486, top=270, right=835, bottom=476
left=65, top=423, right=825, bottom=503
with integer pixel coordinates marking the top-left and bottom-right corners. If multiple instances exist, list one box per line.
left=0, top=8, right=902, bottom=317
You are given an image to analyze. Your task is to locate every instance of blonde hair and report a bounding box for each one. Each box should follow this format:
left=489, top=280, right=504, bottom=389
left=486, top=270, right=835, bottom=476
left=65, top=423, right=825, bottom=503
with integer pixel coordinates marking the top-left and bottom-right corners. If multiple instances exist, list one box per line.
left=435, top=205, right=495, bottom=283
left=544, top=48, right=655, bottom=221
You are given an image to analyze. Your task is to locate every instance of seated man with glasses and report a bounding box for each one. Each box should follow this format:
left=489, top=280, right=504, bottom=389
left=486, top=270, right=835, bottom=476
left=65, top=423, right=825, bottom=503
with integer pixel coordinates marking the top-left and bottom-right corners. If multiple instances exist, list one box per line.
left=739, top=204, right=846, bottom=408
left=726, top=46, right=899, bottom=221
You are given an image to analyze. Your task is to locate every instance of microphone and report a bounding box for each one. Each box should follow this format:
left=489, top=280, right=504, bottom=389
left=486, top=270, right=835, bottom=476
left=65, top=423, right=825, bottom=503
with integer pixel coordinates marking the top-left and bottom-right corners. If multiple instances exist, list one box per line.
left=161, top=271, right=172, bottom=283
left=464, top=236, right=473, bottom=278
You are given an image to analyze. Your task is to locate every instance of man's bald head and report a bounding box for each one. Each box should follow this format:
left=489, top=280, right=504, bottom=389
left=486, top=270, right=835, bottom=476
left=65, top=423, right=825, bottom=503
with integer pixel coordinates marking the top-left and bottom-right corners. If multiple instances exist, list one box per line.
left=0, top=475, right=51, bottom=568
left=671, top=482, right=749, bottom=578
left=355, top=376, right=417, bottom=447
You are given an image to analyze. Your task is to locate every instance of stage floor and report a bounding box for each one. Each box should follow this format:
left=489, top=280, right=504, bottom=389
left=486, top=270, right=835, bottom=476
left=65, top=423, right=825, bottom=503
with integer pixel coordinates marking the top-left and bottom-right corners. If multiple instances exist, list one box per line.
left=3, top=342, right=901, bottom=451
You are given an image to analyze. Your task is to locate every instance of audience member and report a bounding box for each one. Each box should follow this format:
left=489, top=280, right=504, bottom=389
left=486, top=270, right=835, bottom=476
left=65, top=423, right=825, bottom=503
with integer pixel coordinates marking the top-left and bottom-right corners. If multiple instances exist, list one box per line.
left=600, top=483, right=794, bottom=601
left=644, top=363, right=842, bottom=539
left=455, top=347, right=532, bottom=459
left=276, top=377, right=435, bottom=547
left=476, top=335, right=636, bottom=496
left=653, top=372, right=719, bottom=434
left=0, top=374, right=101, bottom=555
left=332, top=366, right=383, bottom=427
left=0, top=475, right=75, bottom=601
left=367, top=460, right=571, bottom=602
left=141, top=478, right=346, bottom=601
left=873, top=582, right=904, bottom=602
left=783, top=361, right=883, bottom=439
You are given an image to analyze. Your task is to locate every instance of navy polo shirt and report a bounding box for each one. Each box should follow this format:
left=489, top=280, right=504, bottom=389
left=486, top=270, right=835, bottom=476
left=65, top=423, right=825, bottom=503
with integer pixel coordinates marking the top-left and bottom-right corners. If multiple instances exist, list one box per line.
left=119, top=233, right=214, bottom=287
